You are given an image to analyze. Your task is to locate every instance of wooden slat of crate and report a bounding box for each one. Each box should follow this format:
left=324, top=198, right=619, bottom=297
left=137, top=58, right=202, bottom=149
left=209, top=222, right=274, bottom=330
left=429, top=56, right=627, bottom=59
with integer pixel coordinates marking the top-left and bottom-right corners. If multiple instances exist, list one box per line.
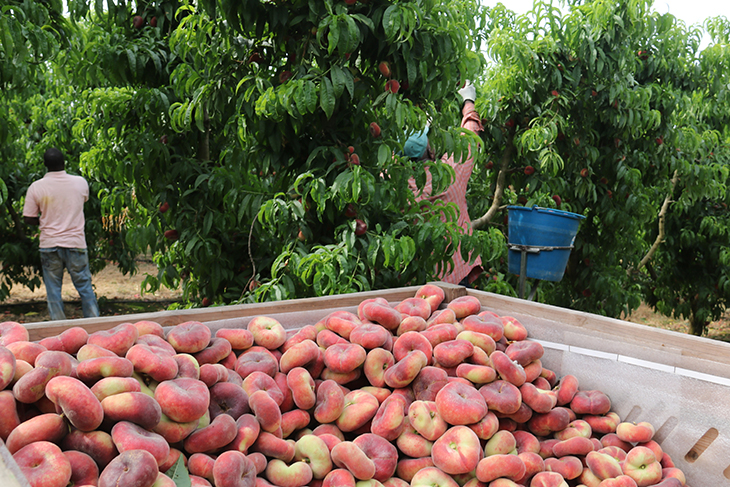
left=0, top=439, right=30, bottom=487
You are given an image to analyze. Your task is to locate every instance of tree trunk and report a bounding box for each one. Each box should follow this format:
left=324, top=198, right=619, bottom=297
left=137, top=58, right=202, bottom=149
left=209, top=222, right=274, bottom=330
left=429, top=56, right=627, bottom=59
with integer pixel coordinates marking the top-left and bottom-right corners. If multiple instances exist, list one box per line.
left=689, top=297, right=707, bottom=336
left=471, top=130, right=515, bottom=230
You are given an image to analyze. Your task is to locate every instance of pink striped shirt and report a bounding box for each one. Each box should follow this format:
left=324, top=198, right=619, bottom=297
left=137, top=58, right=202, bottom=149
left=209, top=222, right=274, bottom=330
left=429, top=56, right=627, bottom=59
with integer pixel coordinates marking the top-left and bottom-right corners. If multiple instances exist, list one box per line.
left=409, top=102, right=484, bottom=284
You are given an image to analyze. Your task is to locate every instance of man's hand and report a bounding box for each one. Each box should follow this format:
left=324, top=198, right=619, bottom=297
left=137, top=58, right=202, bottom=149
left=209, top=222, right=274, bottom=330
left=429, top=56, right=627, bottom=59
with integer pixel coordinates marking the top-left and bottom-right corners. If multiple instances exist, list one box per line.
left=458, top=81, right=476, bottom=103
left=24, top=216, right=40, bottom=226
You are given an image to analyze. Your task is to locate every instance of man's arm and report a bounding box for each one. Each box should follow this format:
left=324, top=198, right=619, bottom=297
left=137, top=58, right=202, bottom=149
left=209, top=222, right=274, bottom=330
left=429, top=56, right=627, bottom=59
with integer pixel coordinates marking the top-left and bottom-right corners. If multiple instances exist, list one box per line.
left=24, top=216, right=40, bottom=226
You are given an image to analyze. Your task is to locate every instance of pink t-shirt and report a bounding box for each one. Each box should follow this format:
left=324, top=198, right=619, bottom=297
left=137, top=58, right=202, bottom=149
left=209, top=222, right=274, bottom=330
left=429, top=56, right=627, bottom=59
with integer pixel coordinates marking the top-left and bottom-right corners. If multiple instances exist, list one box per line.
left=23, top=171, right=89, bottom=249
left=408, top=102, right=484, bottom=284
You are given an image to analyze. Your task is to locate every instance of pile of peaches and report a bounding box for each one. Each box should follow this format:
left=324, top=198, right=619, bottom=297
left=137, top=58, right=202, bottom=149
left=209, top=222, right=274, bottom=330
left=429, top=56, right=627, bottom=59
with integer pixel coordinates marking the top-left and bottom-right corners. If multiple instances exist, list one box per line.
left=0, top=284, right=688, bottom=487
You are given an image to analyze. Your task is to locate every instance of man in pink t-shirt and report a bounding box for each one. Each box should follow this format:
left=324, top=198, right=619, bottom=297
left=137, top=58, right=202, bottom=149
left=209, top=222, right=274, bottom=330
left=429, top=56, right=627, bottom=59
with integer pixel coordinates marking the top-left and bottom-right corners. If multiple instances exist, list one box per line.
left=23, top=148, right=99, bottom=320
left=406, top=82, right=484, bottom=286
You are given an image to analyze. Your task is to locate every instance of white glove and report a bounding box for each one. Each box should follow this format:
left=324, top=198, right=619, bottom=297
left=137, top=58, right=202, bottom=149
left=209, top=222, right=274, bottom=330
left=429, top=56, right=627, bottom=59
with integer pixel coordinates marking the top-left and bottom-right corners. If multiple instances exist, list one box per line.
left=458, top=81, right=476, bottom=103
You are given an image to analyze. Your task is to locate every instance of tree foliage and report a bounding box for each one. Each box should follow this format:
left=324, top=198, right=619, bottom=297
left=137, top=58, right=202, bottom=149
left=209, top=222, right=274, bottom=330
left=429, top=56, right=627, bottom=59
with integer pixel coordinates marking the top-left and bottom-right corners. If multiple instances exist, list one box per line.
left=1, top=0, right=728, bottom=336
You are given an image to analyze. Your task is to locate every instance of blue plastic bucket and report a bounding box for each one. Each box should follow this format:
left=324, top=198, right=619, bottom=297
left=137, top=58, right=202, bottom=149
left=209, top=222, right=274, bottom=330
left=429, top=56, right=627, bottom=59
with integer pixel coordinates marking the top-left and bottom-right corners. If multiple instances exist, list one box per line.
left=507, top=206, right=586, bottom=282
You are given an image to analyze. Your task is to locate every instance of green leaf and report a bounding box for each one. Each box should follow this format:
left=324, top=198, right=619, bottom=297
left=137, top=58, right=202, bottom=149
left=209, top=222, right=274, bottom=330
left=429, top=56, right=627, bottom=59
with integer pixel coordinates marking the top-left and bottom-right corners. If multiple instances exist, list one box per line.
left=165, top=447, right=192, bottom=487
left=331, top=66, right=345, bottom=99
left=327, top=19, right=340, bottom=55
left=320, top=77, right=335, bottom=120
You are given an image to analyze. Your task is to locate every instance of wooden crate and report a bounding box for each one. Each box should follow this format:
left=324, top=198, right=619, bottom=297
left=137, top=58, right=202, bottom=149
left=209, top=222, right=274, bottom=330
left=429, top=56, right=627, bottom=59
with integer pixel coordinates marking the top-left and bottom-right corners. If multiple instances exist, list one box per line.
left=4, top=283, right=730, bottom=485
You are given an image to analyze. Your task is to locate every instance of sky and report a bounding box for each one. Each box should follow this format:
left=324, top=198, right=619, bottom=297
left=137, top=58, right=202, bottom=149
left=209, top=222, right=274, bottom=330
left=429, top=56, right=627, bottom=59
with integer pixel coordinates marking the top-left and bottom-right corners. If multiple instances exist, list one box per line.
left=482, top=0, right=730, bottom=50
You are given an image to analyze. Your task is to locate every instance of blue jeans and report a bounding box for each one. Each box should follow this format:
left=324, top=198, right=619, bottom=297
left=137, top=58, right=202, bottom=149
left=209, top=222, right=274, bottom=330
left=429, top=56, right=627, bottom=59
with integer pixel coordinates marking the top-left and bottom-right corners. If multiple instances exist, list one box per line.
left=40, top=247, right=100, bottom=321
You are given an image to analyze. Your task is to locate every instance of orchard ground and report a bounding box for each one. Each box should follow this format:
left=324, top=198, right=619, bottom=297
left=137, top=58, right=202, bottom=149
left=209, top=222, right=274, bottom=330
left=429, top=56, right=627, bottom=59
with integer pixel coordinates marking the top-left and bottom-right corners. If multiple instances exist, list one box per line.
left=2, top=259, right=729, bottom=342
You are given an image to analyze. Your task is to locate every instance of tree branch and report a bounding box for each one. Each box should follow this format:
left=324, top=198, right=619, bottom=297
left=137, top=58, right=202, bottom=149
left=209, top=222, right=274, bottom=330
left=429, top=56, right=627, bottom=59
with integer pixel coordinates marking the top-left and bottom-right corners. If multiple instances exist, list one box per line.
left=5, top=201, right=27, bottom=241
left=637, top=169, right=679, bottom=270
left=471, top=130, right=515, bottom=230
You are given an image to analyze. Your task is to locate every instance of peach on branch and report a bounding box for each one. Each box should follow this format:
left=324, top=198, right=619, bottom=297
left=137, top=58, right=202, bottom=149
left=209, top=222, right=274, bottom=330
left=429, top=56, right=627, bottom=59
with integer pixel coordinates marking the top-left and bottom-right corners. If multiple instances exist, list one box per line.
left=88, top=322, right=139, bottom=356
left=12, top=440, right=72, bottom=487
left=431, top=425, right=482, bottom=475
left=111, top=421, right=170, bottom=466
left=6, top=413, right=68, bottom=454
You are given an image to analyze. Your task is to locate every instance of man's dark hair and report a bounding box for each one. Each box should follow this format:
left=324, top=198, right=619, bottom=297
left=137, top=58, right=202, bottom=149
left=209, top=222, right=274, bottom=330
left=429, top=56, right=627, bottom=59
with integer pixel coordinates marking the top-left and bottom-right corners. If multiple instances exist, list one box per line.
left=43, top=148, right=65, bottom=171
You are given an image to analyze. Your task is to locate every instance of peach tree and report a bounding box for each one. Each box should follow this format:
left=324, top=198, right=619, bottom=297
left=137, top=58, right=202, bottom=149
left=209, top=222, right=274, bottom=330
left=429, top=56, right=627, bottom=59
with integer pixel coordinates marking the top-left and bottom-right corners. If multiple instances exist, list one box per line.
left=466, top=1, right=730, bottom=334
left=54, top=0, right=494, bottom=306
